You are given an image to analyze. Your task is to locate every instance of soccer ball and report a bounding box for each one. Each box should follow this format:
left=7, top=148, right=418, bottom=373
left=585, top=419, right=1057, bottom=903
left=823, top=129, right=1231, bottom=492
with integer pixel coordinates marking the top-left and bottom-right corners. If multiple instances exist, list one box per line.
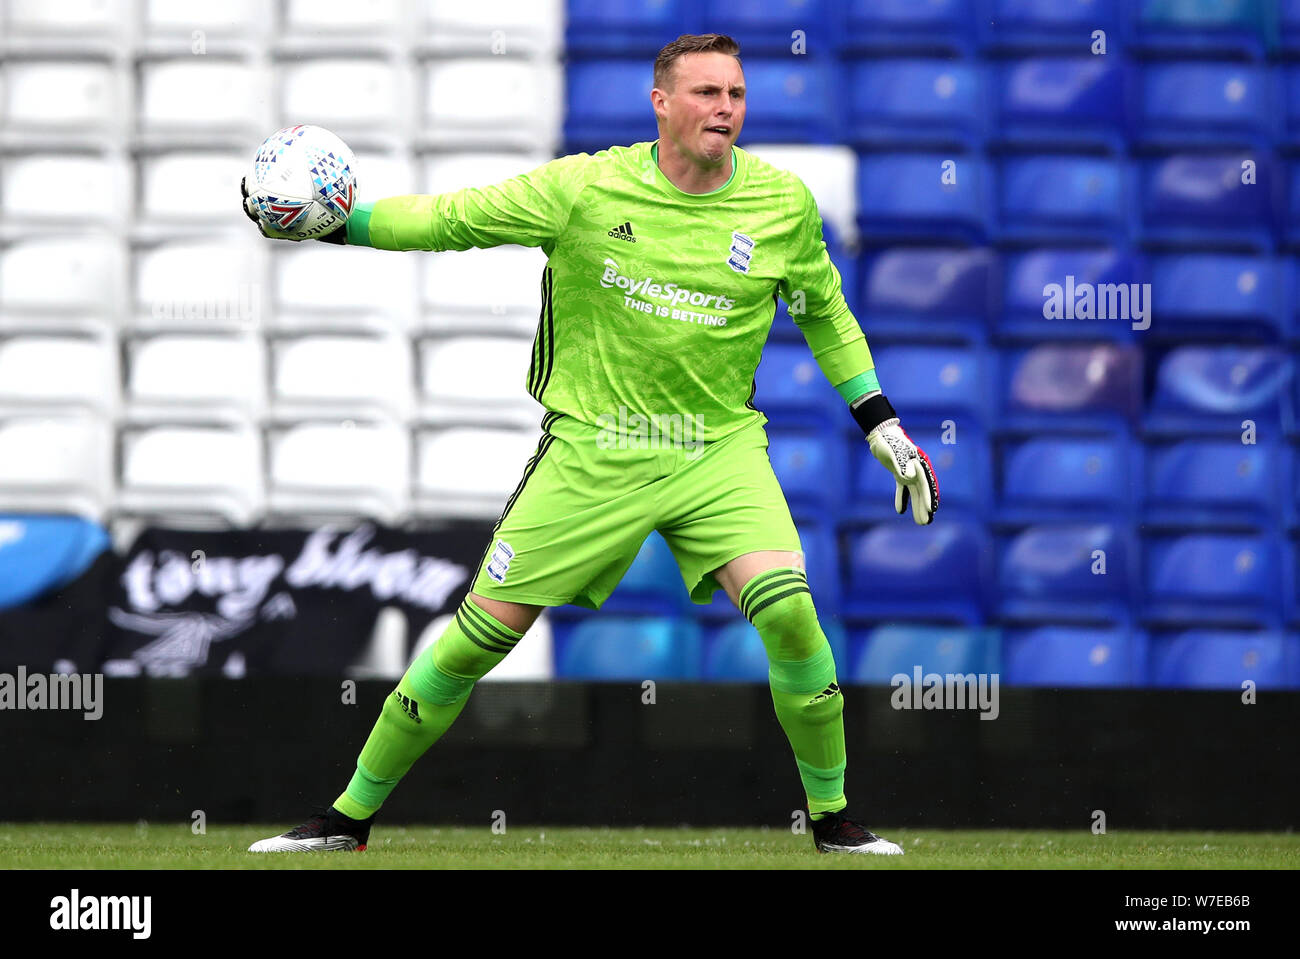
left=245, top=124, right=357, bottom=239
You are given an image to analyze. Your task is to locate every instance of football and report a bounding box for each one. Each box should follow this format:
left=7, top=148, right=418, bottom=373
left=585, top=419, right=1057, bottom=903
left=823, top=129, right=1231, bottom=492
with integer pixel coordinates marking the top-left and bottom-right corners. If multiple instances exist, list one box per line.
left=245, top=123, right=357, bottom=239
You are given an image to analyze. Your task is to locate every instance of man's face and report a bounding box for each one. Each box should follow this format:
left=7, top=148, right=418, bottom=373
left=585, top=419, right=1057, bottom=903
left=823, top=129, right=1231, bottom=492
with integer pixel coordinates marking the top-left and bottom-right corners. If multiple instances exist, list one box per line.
left=654, top=51, right=746, bottom=164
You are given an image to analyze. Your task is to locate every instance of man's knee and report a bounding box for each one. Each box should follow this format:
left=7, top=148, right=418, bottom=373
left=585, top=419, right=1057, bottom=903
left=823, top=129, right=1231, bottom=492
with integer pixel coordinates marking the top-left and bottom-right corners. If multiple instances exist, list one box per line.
left=737, top=566, right=827, bottom=663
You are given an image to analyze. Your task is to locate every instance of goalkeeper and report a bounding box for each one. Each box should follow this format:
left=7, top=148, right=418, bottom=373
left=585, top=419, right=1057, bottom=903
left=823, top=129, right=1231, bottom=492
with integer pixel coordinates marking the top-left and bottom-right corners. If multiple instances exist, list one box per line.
left=246, top=33, right=938, bottom=855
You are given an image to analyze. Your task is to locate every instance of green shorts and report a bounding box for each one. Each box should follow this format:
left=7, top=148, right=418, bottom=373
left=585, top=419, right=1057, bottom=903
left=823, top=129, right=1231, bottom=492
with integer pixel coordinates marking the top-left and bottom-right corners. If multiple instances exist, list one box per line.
left=469, top=411, right=803, bottom=609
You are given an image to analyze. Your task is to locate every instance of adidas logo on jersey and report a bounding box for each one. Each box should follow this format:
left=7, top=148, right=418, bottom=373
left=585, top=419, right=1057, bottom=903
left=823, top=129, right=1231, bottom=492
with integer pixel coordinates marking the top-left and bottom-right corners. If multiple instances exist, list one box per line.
left=608, top=221, right=637, bottom=242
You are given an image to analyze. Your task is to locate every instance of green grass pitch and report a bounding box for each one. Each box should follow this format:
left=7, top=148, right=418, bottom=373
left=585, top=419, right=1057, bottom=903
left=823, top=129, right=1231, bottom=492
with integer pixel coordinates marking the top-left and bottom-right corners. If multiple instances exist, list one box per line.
left=2, top=824, right=1297, bottom=869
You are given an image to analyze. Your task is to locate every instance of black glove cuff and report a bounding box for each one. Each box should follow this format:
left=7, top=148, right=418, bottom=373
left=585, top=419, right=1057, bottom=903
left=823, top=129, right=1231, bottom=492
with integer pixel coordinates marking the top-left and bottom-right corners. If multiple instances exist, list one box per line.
left=316, top=225, right=347, bottom=245
left=850, top=393, right=897, bottom=437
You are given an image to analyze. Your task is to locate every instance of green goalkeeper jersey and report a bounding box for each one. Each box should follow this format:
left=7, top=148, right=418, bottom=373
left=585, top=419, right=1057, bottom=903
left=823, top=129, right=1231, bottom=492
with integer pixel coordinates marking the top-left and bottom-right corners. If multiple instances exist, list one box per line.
left=345, top=141, right=876, bottom=443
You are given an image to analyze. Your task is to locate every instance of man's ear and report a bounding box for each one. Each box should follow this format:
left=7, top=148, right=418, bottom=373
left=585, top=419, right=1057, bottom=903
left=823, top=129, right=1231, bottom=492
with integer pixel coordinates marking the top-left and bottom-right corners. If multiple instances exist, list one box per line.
left=650, top=87, right=667, bottom=123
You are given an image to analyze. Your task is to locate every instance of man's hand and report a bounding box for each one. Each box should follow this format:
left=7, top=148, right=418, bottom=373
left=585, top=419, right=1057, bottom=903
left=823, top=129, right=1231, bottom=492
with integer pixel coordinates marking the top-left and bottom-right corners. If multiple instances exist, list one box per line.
left=852, top=393, right=940, bottom=525
left=240, top=176, right=346, bottom=243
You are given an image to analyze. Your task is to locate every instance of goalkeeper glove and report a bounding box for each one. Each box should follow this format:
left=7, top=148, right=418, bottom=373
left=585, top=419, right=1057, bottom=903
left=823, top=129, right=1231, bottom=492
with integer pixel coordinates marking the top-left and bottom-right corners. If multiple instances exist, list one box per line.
left=851, top=392, right=940, bottom=525
left=240, top=176, right=346, bottom=244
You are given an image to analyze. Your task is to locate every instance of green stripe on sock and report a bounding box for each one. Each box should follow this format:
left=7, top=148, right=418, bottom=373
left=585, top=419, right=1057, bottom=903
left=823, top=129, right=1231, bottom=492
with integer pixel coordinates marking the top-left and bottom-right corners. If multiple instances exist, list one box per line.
left=747, top=584, right=811, bottom=622
left=767, top=642, right=837, bottom=696
left=455, top=609, right=515, bottom=654
left=738, top=568, right=806, bottom=620
left=460, top=600, right=521, bottom=647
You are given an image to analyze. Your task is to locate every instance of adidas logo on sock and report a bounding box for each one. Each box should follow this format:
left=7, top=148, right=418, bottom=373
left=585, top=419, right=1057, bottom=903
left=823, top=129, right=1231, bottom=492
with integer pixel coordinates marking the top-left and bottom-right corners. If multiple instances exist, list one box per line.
left=607, top=221, right=637, bottom=242
left=392, top=690, right=422, bottom=723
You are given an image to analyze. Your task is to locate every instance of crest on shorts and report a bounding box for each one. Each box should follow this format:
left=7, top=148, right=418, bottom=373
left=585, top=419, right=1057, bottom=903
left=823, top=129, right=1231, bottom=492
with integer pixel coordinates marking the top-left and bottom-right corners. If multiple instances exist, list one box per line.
left=486, top=540, right=514, bottom=584
left=727, top=231, right=754, bottom=273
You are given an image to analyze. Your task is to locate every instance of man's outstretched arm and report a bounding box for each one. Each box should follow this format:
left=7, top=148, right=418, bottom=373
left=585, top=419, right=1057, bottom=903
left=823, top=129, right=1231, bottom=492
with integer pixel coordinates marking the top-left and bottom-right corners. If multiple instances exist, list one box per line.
left=242, top=152, right=593, bottom=252
left=779, top=181, right=940, bottom=525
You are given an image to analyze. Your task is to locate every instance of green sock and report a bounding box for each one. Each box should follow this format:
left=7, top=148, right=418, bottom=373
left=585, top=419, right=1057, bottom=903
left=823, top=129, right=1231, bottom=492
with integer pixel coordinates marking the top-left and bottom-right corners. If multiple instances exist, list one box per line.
left=332, top=599, right=524, bottom=820
left=739, top=568, right=848, bottom=817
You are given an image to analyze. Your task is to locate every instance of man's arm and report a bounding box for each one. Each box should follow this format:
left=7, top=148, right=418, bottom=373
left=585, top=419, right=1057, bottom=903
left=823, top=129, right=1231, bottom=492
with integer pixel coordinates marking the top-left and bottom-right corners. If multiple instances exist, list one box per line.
left=778, top=180, right=939, bottom=525
left=344, top=153, right=592, bottom=253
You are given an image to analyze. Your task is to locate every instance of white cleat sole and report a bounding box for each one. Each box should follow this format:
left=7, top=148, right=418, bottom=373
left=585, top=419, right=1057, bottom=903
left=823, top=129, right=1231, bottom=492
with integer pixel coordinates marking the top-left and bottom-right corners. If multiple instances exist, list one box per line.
left=248, top=834, right=361, bottom=852
left=820, top=839, right=905, bottom=855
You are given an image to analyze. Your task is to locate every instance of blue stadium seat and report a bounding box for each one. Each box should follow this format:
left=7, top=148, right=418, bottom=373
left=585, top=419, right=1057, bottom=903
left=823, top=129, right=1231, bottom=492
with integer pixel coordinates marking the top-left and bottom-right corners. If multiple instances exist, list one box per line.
left=1139, top=153, right=1280, bottom=252
left=701, top=0, right=836, bottom=54
left=994, top=57, right=1128, bottom=152
left=601, top=531, right=690, bottom=615
left=995, top=433, right=1132, bottom=524
left=1137, top=63, right=1275, bottom=149
left=0, top=514, right=110, bottom=610
left=997, top=248, right=1141, bottom=342
left=1143, top=532, right=1285, bottom=628
left=1284, top=0, right=1300, bottom=54
left=850, top=623, right=999, bottom=683
left=997, top=523, right=1134, bottom=624
left=565, top=0, right=697, bottom=56
left=1148, top=629, right=1297, bottom=689
left=843, top=519, right=990, bottom=623
left=1132, top=0, right=1273, bottom=58
left=1289, top=163, right=1300, bottom=249
left=1000, top=343, right=1141, bottom=433
left=555, top=615, right=702, bottom=679
left=846, top=59, right=985, bottom=149
left=1143, top=346, right=1294, bottom=436
left=767, top=428, right=846, bottom=518
left=751, top=342, right=843, bottom=430
left=995, top=155, right=1128, bottom=245
left=564, top=60, right=657, bottom=152
left=840, top=0, right=974, bottom=53
left=732, top=58, right=839, bottom=143
left=853, top=419, right=989, bottom=522
left=1146, top=255, right=1284, bottom=341
left=1003, top=625, right=1145, bottom=687
left=980, top=0, right=1125, bottom=52
left=859, top=247, right=995, bottom=343
left=703, top=618, right=849, bottom=682
left=1286, top=66, right=1300, bottom=149
left=869, top=343, right=987, bottom=423
left=857, top=153, right=989, bottom=244
left=1143, top=438, right=1280, bottom=529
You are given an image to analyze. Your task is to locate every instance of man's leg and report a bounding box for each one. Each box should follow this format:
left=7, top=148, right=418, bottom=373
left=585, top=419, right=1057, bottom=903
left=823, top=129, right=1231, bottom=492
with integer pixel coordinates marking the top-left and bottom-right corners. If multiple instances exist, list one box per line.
left=715, top=550, right=847, bottom=819
left=331, top=593, right=543, bottom=821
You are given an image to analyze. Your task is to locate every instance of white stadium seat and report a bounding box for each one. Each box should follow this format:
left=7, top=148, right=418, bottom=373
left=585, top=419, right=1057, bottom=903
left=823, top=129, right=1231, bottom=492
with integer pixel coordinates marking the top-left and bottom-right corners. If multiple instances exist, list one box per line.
left=269, top=420, right=410, bottom=523
left=420, top=0, right=562, bottom=56
left=274, top=242, right=416, bottom=317
left=2, top=153, right=130, bottom=225
left=118, top=424, right=264, bottom=526
left=125, top=333, right=265, bottom=421
left=145, top=0, right=266, bottom=36
left=271, top=333, right=413, bottom=420
left=423, top=58, right=561, bottom=150
left=414, top=426, right=539, bottom=519
left=743, top=144, right=860, bottom=249
left=0, top=415, right=112, bottom=519
left=349, top=150, right=416, bottom=200
left=423, top=244, right=546, bottom=333
left=280, top=59, right=401, bottom=130
left=422, top=151, right=550, bottom=194
left=4, top=61, right=120, bottom=131
left=134, top=240, right=264, bottom=329
left=139, top=152, right=246, bottom=222
left=139, top=59, right=267, bottom=133
left=0, top=334, right=117, bottom=416
left=284, top=0, right=402, bottom=33
left=0, top=238, right=125, bottom=313
left=418, top=335, right=541, bottom=426
left=7, top=0, right=129, bottom=33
